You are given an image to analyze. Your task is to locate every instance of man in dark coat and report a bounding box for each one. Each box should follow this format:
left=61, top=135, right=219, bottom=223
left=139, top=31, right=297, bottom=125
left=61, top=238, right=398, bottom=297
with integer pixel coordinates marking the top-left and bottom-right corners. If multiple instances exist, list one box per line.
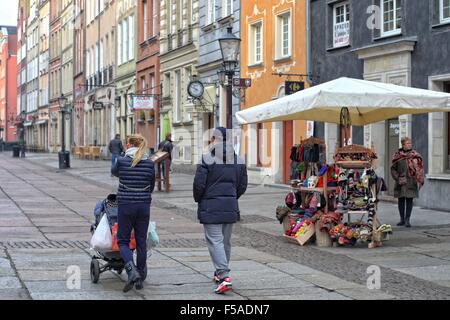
left=193, top=127, right=247, bottom=294
left=391, top=137, right=424, bottom=228
left=109, top=134, right=125, bottom=171
left=158, top=133, right=173, bottom=181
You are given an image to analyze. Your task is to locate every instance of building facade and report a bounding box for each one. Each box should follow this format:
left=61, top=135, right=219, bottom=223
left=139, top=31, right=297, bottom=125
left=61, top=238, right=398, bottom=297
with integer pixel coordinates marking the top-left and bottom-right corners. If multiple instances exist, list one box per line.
left=310, top=0, right=450, bottom=210
left=73, top=0, right=85, bottom=147
left=84, top=0, right=116, bottom=157
left=37, top=0, right=50, bottom=151
left=25, top=0, right=40, bottom=148
left=136, top=0, right=160, bottom=151
left=195, top=0, right=240, bottom=165
left=240, top=0, right=308, bottom=184
left=0, top=26, right=18, bottom=142
left=115, top=0, right=136, bottom=142
left=49, top=0, right=62, bottom=152
left=16, top=0, right=28, bottom=143
left=160, top=0, right=199, bottom=166
left=60, top=0, right=74, bottom=150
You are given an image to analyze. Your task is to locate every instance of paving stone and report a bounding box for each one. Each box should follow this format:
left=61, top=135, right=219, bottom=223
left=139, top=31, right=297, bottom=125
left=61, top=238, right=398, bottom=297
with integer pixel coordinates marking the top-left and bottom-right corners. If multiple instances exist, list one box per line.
left=393, top=265, right=450, bottom=281
left=0, top=276, right=23, bottom=289
left=335, top=288, right=396, bottom=300
left=296, top=273, right=365, bottom=290
left=0, top=289, right=30, bottom=300
left=248, top=293, right=351, bottom=300
left=29, top=291, right=143, bottom=300
left=267, top=262, right=324, bottom=275
left=142, top=293, right=245, bottom=300
left=236, top=286, right=330, bottom=297
left=24, top=279, right=125, bottom=293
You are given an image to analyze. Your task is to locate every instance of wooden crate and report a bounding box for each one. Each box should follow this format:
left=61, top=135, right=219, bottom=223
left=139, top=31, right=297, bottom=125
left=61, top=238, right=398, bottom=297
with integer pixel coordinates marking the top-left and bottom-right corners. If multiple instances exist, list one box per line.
left=283, top=223, right=315, bottom=246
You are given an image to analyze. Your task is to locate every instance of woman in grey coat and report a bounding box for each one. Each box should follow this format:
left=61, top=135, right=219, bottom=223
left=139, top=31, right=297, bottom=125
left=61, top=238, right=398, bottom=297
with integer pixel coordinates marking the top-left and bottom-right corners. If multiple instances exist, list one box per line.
left=390, top=137, right=425, bottom=228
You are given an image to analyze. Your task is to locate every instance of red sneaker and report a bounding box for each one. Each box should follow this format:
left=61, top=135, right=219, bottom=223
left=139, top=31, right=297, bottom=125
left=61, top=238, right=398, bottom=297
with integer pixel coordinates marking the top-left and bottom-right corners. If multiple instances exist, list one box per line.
left=213, top=272, right=220, bottom=284
left=214, top=277, right=232, bottom=294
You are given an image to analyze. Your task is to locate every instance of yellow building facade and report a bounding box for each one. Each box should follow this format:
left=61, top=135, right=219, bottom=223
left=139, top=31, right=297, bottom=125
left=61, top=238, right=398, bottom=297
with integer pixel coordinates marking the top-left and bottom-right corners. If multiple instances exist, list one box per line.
left=241, top=0, right=308, bottom=184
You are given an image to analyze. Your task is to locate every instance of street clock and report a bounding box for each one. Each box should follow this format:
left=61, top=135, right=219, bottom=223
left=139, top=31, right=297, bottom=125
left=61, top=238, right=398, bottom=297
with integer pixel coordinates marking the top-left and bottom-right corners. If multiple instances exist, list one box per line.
left=187, top=80, right=205, bottom=99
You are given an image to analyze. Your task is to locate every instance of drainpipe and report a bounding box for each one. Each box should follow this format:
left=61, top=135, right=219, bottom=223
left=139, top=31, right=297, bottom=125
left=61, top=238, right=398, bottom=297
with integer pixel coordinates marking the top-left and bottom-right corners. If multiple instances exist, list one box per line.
left=306, top=0, right=312, bottom=85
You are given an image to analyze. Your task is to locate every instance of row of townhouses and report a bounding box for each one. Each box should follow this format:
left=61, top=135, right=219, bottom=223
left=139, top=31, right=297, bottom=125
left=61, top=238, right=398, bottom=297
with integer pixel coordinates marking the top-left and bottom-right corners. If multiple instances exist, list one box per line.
left=3, top=0, right=450, bottom=210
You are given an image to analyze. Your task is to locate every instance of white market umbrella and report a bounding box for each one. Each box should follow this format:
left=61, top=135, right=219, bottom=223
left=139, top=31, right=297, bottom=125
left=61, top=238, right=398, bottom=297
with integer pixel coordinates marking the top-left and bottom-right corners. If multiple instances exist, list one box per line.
left=236, top=77, right=450, bottom=126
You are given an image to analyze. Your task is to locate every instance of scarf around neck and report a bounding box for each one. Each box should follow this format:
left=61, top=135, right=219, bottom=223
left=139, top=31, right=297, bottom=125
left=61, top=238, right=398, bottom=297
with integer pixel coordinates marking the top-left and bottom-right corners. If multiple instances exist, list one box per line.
left=125, top=147, right=149, bottom=161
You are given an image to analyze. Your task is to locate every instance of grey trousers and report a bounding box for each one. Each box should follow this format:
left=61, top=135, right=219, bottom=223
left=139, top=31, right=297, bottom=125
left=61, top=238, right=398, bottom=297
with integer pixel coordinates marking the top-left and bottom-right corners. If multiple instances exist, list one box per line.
left=203, top=223, right=233, bottom=280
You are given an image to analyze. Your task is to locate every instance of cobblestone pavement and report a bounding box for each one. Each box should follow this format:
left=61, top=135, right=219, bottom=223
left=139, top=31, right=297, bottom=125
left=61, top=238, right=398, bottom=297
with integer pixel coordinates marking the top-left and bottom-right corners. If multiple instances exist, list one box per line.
left=1, top=153, right=450, bottom=300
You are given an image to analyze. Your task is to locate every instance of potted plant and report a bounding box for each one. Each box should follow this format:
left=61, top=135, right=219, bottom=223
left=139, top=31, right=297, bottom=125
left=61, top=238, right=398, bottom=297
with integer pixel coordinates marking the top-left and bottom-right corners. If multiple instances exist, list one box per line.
left=138, top=110, right=146, bottom=123
left=147, top=109, right=155, bottom=123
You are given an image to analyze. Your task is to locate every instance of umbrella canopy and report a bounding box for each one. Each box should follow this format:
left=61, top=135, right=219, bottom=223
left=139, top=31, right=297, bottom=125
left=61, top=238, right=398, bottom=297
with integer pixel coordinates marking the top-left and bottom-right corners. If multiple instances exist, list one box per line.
left=236, top=77, right=450, bottom=126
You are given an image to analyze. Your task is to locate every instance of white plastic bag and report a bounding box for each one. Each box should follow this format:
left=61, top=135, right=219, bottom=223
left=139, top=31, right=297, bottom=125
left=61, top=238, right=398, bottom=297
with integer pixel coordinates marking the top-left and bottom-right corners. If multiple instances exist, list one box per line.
left=91, top=214, right=112, bottom=251
left=147, top=221, right=159, bottom=249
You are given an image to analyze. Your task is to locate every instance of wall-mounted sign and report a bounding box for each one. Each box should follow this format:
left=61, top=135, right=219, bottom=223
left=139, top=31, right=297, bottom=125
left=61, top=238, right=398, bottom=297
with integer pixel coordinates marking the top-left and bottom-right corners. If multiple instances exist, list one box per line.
left=285, top=81, right=305, bottom=95
left=233, top=78, right=252, bottom=88
left=93, top=102, right=104, bottom=110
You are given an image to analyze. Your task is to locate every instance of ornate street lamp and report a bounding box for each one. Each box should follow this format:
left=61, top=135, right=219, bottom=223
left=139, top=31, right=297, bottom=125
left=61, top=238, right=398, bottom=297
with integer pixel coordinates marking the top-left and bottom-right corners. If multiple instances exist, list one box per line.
left=58, top=94, right=70, bottom=169
left=219, top=27, right=241, bottom=129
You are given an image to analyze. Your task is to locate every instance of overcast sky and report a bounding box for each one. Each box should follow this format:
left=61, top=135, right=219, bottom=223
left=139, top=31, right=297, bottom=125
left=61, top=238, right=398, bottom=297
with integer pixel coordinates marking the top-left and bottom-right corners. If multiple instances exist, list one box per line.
left=0, top=0, right=19, bottom=27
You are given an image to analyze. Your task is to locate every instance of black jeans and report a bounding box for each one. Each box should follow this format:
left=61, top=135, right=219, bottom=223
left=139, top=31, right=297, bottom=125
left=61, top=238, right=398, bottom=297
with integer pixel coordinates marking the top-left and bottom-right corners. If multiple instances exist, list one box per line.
left=118, top=202, right=150, bottom=273
left=398, top=197, right=413, bottom=221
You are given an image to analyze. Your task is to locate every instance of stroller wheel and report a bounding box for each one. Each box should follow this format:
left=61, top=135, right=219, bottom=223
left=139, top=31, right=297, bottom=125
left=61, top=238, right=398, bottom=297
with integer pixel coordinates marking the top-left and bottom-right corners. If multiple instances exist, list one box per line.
left=90, top=259, right=100, bottom=284
left=117, top=268, right=123, bottom=275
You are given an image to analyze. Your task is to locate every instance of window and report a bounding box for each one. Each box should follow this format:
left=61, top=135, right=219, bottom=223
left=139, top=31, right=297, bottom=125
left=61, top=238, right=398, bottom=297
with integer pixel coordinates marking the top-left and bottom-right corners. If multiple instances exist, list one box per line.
left=249, top=22, right=262, bottom=65
left=441, top=0, right=450, bottom=23
left=123, top=20, right=128, bottom=63
left=141, top=76, right=147, bottom=93
left=185, top=67, right=192, bottom=121
left=143, top=0, right=148, bottom=40
left=129, top=16, right=135, bottom=60
left=152, top=0, right=158, bottom=37
left=178, top=0, right=184, bottom=30
left=150, top=73, right=155, bottom=95
left=381, top=0, right=402, bottom=36
left=175, top=70, right=181, bottom=122
left=118, top=23, right=122, bottom=64
left=275, top=12, right=291, bottom=59
left=207, top=0, right=216, bottom=25
left=223, top=0, right=233, bottom=17
left=164, top=73, right=171, bottom=97
left=333, top=2, right=350, bottom=47
left=168, top=0, right=173, bottom=34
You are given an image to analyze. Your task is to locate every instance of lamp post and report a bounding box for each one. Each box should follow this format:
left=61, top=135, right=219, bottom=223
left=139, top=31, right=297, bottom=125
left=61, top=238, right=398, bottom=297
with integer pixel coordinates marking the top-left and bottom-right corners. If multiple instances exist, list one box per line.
left=219, top=27, right=241, bottom=130
left=58, top=94, right=70, bottom=169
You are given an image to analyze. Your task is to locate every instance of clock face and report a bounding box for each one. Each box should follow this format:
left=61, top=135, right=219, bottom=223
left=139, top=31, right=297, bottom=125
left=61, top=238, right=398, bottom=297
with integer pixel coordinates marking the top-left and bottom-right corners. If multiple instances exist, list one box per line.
left=188, top=81, right=204, bottom=98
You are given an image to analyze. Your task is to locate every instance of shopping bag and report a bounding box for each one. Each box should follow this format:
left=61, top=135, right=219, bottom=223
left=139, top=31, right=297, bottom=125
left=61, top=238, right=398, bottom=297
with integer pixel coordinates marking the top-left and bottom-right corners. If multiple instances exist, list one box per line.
left=111, top=223, right=136, bottom=252
left=147, top=221, right=159, bottom=249
left=90, top=214, right=112, bottom=251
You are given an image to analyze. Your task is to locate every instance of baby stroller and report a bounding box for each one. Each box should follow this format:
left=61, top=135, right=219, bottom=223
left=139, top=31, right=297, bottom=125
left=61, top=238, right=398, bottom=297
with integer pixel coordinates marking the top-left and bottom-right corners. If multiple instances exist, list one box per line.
left=89, top=194, right=132, bottom=283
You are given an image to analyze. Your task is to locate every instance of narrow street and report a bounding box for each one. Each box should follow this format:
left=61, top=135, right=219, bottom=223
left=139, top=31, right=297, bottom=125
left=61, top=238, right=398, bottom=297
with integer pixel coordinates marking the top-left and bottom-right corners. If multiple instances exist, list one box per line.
left=2, top=153, right=450, bottom=300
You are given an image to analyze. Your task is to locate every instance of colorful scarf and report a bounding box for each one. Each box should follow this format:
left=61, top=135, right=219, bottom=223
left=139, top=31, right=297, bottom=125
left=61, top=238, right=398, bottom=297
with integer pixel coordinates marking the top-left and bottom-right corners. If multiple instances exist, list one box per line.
left=392, top=149, right=425, bottom=187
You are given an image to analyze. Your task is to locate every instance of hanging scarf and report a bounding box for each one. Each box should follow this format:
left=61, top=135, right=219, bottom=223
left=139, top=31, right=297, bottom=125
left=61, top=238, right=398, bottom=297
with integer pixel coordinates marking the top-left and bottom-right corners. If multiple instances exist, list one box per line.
left=392, top=149, right=425, bottom=187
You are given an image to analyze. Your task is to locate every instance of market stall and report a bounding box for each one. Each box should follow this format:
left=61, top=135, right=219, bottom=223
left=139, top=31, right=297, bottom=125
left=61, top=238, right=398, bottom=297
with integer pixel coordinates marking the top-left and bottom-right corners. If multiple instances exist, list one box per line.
left=238, top=77, right=450, bottom=249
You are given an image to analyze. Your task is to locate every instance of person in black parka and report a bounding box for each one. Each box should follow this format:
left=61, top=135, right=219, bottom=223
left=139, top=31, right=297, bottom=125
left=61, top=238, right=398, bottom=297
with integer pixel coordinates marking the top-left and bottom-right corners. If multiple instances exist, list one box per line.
left=112, top=134, right=155, bottom=292
left=193, top=127, right=248, bottom=294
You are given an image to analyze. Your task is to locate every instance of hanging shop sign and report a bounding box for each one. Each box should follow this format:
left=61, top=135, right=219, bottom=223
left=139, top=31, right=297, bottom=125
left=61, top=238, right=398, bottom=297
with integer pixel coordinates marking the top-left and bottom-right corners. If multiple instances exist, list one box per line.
left=285, top=81, right=305, bottom=95
left=131, top=96, right=155, bottom=110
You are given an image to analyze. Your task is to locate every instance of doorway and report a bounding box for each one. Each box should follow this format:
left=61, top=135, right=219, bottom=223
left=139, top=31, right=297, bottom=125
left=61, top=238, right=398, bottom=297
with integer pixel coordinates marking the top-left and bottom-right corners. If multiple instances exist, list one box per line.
left=387, top=118, right=400, bottom=195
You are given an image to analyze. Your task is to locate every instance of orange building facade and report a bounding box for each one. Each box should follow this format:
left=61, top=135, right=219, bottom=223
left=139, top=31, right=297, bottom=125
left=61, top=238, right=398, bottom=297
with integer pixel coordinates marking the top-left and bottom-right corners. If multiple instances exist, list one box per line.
left=240, top=0, right=308, bottom=184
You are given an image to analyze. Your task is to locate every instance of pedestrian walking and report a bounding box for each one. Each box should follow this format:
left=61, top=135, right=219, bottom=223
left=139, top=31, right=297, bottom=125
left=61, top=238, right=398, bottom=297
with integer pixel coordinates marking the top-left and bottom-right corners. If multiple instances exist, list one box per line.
left=193, top=127, right=248, bottom=294
left=391, top=137, right=425, bottom=228
left=109, top=134, right=125, bottom=174
left=111, top=134, right=155, bottom=292
left=158, top=133, right=173, bottom=181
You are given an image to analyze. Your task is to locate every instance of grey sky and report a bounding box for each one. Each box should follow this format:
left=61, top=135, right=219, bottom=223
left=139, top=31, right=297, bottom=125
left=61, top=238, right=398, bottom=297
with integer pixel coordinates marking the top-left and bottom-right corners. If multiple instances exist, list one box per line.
left=0, top=0, right=19, bottom=27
